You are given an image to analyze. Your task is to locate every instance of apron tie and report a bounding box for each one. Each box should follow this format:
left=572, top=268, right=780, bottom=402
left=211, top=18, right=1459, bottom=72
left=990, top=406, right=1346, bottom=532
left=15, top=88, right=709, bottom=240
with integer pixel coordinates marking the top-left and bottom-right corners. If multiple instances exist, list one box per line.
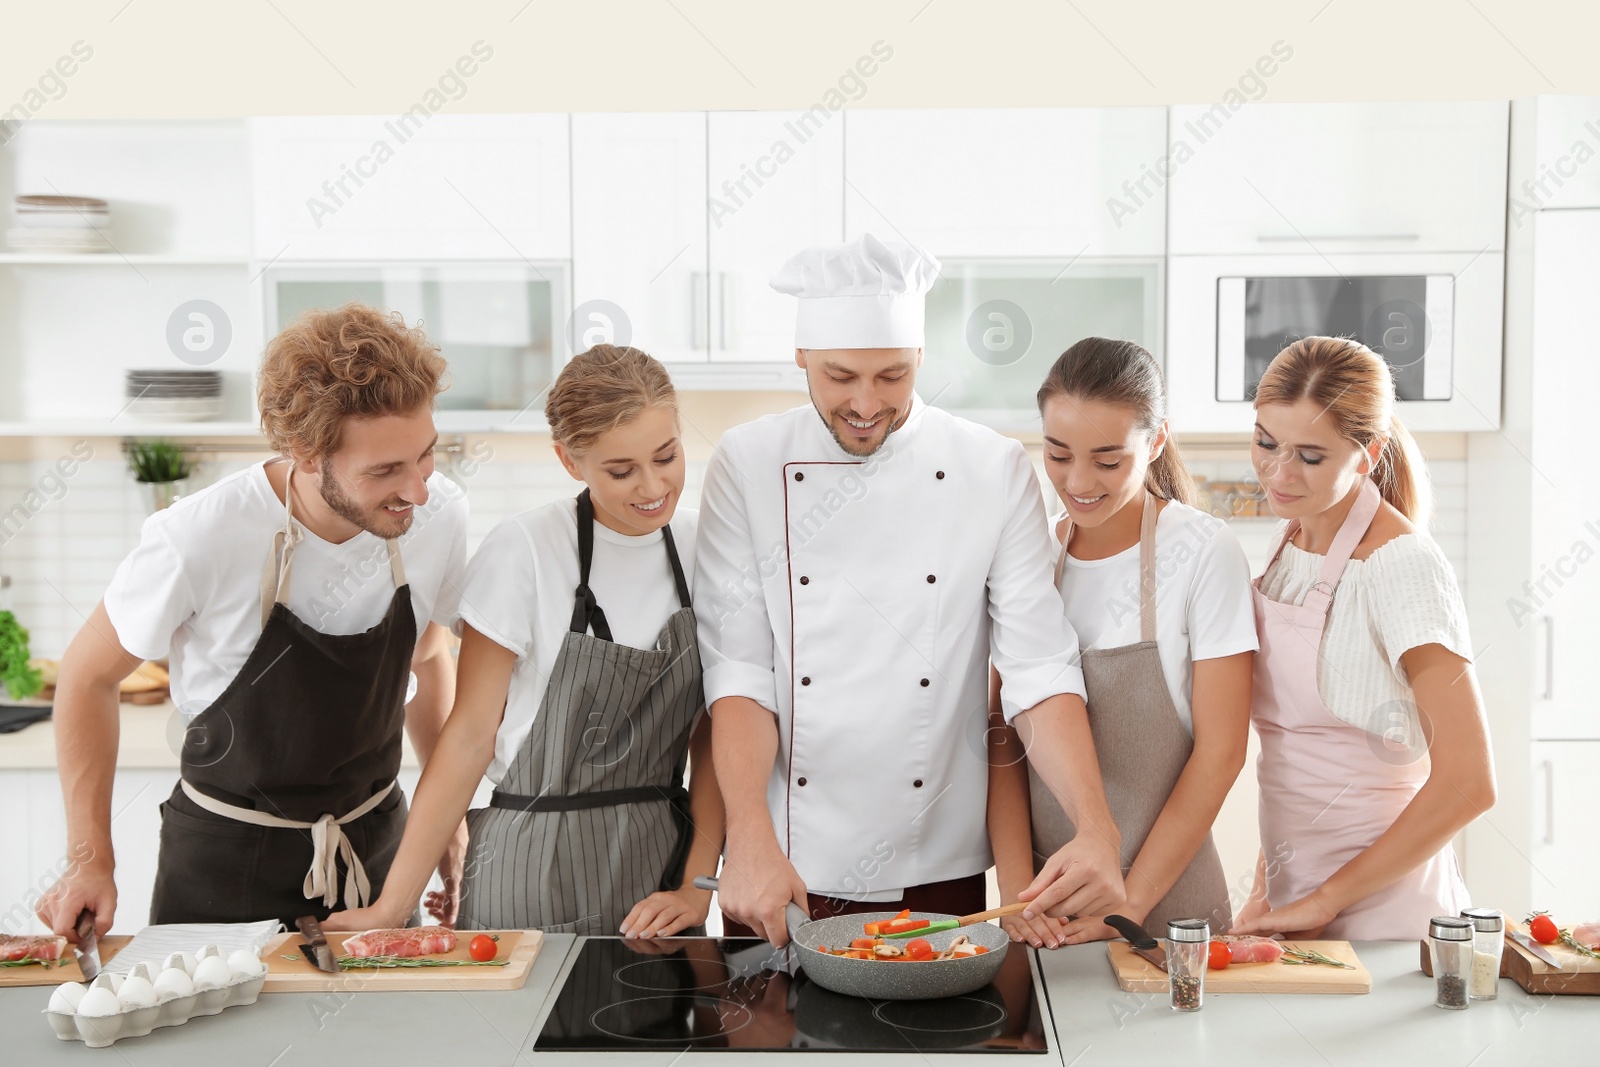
left=180, top=779, right=397, bottom=909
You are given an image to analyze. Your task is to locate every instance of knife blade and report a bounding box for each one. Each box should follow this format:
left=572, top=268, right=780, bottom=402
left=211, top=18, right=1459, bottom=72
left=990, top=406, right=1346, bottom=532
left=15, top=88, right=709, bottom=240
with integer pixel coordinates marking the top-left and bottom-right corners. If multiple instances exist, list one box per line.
left=72, top=908, right=102, bottom=982
left=1105, top=914, right=1167, bottom=971
left=1508, top=928, right=1561, bottom=969
left=295, top=915, right=339, bottom=973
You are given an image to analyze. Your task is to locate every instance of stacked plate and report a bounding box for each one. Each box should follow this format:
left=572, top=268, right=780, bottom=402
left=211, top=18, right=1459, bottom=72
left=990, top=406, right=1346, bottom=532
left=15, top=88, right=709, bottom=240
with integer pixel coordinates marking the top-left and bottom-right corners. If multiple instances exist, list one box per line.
left=126, top=370, right=223, bottom=421
left=7, top=194, right=113, bottom=254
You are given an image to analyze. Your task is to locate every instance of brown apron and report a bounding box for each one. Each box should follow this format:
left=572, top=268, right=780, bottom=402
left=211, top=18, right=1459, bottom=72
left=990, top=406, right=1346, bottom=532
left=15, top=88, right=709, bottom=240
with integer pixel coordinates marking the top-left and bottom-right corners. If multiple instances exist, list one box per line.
left=1028, top=494, right=1232, bottom=932
left=150, top=460, right=416, bottom=926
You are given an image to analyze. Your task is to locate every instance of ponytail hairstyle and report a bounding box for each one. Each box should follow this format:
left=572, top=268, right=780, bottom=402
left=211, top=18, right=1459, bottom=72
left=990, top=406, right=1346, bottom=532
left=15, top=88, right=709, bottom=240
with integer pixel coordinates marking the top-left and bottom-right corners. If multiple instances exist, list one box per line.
left=1253, top=335, right=1431, bottom=526
left=545, top=344, right=678, bottom=457
left=1036, top=337, right=1195, bottom=507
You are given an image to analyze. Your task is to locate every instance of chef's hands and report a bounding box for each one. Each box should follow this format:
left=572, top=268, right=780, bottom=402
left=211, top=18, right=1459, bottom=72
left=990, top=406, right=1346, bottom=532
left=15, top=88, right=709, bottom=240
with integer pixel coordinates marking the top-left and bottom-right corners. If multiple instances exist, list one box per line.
left=422, top=819, right=469, bottom=927
left=1016, top=835, right=1126, bottom=922
left=36, top=854, right=116, bottom=941
left=620, top=883, right=713, bottom=939
left=720, top=836, right=808, bottom=947
left=1230, top=892, right=1335, bottom=940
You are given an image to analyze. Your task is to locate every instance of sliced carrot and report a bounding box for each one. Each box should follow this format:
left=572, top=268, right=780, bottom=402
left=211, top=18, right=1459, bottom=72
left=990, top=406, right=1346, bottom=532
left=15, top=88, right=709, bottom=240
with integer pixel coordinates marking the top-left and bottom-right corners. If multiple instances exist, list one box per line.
left=974, top=945, right=989, bottom=954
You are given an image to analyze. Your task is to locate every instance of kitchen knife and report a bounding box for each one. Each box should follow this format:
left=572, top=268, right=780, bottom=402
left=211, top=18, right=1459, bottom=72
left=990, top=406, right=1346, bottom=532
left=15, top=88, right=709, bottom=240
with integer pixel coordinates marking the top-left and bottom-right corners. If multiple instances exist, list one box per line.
left=1105, top=914, right=1167, bottom=971
left=72, top=908, right=102, bottom=982
left=1508, top=927, right=1562, bottom=968
left=694, top=876, right=809, bottom=945
left=295, top=915, right=339, bottom=973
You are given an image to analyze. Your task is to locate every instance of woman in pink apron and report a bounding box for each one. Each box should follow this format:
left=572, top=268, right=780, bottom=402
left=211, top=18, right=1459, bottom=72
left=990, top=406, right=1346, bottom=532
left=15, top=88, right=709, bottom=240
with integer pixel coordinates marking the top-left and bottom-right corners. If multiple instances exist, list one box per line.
left=1233, top=336, right=1496, bottom=942
left=992, top=338, right=1257, bottom=948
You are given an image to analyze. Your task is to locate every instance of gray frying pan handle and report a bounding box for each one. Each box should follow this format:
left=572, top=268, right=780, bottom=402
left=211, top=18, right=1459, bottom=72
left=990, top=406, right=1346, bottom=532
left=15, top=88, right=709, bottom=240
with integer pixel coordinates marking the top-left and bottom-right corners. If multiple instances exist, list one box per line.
left=692, top=876, right=810, bottom=945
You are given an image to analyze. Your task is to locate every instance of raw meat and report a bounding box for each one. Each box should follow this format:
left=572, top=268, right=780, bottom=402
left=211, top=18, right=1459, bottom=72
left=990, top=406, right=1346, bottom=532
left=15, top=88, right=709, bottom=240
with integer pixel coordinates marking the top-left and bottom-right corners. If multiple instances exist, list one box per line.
left=1572, top=922, right=1600, bottom=950
left=1217, top=935, right=1286, bottom=964
left=342, top=927, right=457, bottom=959
left=0, top=934, right=67, bottom=962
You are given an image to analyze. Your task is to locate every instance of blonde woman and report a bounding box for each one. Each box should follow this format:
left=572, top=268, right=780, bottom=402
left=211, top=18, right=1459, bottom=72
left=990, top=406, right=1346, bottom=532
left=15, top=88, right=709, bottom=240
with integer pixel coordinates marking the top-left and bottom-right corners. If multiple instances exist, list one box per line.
left=1233, top=336, right=1495, bottom=940
left=329, top=345, right=723, bottom=937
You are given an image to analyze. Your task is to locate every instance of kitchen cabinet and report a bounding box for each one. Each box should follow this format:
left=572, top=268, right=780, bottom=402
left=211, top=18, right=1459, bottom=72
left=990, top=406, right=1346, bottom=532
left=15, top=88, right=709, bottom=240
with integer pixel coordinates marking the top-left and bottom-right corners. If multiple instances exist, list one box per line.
left=251, top=115, right=571, bottom=261
left=843, top=107, right=1168, bottom=258
left=1167, top=101, right=1509, bottom=254
left=1530, top=742, right=1600, bottom=917
left=1511, top=96, right=1600, bottom=215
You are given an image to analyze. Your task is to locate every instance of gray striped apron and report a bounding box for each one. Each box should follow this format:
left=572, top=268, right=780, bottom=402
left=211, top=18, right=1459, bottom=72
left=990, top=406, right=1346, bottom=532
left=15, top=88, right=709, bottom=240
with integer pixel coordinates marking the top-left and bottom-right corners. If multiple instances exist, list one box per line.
left=1028, top=493, right=1232, bottom=933
left=457, top=488, right=704, bottom=934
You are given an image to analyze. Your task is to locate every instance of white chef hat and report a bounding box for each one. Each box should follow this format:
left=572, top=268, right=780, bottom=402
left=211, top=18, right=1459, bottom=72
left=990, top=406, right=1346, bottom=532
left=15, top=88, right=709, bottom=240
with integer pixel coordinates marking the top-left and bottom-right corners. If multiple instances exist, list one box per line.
left=770, top=233, right=941, bottom=350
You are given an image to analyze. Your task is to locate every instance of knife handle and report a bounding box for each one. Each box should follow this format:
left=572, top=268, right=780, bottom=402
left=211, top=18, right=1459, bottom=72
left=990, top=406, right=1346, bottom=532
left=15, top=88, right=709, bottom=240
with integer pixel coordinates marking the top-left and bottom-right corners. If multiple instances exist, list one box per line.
left=73, top=907, right=96, bottom=943
left=1105, top=913, right=1158, bottom=948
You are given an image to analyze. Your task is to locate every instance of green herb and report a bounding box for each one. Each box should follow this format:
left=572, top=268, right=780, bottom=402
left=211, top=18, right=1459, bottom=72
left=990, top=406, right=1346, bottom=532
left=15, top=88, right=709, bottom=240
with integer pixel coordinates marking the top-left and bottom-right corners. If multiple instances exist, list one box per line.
left=1280, top=946, right=1353, bottom=968
left=125, top=439, right=193, bottom=484
left=1558, top=931, right=1600, bottom=962
left=0, top=956, right=58, bottom=969
left=0, top=611, right=42, bottom=699
left=334, top=955, right=509, bottom=970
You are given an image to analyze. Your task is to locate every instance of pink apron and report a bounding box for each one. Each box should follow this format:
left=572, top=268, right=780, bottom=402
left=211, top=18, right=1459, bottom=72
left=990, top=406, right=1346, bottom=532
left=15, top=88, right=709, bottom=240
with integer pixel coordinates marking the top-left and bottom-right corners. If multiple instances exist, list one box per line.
left=1252, top=478, right=1468, bottom=940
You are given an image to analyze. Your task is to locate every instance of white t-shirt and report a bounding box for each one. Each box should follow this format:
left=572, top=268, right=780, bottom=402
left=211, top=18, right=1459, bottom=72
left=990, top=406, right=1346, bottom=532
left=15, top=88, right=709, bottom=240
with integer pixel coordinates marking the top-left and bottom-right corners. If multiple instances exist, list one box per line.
left=104, top=461, right=468, bottom=718
left=1052, top=500, right=1259, bottom=734
left=1258, top=531, right=1472, bottom=751
left=453, top=498, right=700, bottom=786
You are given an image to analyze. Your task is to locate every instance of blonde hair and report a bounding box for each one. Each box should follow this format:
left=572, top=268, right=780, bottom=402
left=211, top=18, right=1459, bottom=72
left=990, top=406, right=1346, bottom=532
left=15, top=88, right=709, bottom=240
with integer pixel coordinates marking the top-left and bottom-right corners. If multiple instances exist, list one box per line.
left=1254, top=335, right=1431, bottom=525
left=258, top=303, right=447, bottom=460
left=545, top=345, right=678, bottom=456
left=1037, top=336, right=1196, bottom=506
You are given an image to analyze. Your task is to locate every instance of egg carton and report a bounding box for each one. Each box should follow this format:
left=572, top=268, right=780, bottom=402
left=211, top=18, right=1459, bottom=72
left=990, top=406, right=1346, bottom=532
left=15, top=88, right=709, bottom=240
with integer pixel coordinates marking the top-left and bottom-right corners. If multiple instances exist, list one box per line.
left=42, top=945, right=267, bottom=1049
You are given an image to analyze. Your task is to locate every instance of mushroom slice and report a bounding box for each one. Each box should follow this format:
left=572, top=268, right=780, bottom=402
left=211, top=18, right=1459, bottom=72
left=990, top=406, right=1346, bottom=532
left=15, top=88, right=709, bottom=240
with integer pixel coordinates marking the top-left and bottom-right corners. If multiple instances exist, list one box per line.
left=936, top=935, right=974, bottom=961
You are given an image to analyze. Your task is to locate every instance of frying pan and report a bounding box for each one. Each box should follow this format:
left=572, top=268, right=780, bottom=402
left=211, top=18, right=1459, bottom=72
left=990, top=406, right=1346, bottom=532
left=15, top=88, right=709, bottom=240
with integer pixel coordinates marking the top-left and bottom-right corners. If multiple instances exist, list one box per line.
left=695, top=876, right=1011, bottom=1001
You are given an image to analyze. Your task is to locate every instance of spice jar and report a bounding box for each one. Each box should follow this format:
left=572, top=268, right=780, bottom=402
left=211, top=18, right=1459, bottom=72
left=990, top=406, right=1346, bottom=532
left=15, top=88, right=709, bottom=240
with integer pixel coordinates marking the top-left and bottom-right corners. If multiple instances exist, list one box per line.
left=1460, top=908, right=1504, bottom=1000
left=1429, top=916, right=1473, bottom=1009
left=1166, top=918, right=1210, bottom=1012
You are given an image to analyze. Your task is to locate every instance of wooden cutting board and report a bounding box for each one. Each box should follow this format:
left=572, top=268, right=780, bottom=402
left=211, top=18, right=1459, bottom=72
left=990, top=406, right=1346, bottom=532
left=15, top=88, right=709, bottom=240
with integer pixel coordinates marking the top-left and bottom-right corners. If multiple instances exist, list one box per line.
left=1418, top=922, right=1600, bottom=995
left=260, top=930, right=543, bottom=992
left=0, top=936, right=131, bottom=988
left=1109, top=939, right=1371, bottom=994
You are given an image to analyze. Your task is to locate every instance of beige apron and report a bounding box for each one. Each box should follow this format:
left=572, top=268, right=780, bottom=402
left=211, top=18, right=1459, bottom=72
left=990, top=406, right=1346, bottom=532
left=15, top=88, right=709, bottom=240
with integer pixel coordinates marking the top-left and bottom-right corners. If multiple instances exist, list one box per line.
left=1028, top=493, right=1232, bottom=932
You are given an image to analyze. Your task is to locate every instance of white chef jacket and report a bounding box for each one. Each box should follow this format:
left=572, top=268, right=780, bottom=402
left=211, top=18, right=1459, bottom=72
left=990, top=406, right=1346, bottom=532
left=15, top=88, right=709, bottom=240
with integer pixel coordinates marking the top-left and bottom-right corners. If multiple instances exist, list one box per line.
left=695, top=395, right=1086, bottom=899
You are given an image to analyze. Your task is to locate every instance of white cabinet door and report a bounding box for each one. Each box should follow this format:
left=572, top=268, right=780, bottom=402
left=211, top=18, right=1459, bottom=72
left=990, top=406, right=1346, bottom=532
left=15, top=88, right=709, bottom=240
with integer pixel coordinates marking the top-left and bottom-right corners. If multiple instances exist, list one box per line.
left=1168, top=101, right=1508, bottom=254
left=1529, top=209, right=1600, bottom=738
left=707, top=111, right=844, bottom=363
left=844, top=108, right=1167, bottom=257
left=571, top=113, right=708, bottom=363
left=1530, top=742, right=1600, bottom=917
left=251, top=115, right=571, bottom=260
left=1514, top=96, right=1600, bottom=213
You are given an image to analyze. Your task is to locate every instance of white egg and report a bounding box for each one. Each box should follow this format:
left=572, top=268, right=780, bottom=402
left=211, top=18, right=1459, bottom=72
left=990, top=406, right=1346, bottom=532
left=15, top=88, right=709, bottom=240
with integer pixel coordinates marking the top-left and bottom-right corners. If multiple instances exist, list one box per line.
left=192, top=954, right=233, bottom=991
left=77, top=986, right=122, bottom=1017
left=226, top=949, right=265, bottom=978
left=48, top=982, right=88, bottom=1014
left=117, top=974, right=158, bottom=1010
left=152, top=966, right=194, bottom=1001
left=165, top=950, right=198, bottom=976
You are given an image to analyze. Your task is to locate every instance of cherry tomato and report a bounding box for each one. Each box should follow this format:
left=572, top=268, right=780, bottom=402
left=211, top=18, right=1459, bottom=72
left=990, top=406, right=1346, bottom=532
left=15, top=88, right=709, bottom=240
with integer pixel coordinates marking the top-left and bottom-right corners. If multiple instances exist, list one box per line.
left=1529, top=914, right=1559, bottom=945
left=904, top=937, right=935, bottom=961
left=469, top=934, right=498, bottom=962
left=1208, top=940, right=1232, bottom=970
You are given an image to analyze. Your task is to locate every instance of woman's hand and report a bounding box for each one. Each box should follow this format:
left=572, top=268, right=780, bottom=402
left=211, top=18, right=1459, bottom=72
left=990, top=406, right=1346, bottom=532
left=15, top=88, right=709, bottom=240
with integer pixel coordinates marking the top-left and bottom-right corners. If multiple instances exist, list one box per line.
left=1000, top=909, right=1074, bottom=949
left=1229, top=892, right=1336, bottom=940
left=619, top=886, right=712, bottom=939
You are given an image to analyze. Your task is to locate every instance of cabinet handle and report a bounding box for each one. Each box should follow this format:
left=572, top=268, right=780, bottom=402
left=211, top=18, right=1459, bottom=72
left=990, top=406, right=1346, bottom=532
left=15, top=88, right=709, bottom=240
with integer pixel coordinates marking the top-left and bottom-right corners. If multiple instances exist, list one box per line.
left=1256, top=233, right=1421, bottom=243
left=1541, top=615, right=1555, bottom=701
left=1542, top=759, right=1555, bottom=846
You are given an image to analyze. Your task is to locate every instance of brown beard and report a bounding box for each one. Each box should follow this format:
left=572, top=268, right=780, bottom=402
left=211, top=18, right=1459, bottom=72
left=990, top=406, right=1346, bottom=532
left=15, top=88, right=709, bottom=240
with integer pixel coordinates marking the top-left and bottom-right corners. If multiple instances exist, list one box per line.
left=318, top=457, right=414, bottom=538
left=810, top=393, right=902, bottom=458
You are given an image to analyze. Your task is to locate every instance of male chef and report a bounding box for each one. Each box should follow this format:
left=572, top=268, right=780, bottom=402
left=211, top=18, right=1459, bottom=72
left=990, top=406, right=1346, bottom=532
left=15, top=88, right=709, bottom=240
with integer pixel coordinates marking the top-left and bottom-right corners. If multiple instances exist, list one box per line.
left=37, top=303, right=469, bottom=938
left=697, top=234, right=1124, bottom=945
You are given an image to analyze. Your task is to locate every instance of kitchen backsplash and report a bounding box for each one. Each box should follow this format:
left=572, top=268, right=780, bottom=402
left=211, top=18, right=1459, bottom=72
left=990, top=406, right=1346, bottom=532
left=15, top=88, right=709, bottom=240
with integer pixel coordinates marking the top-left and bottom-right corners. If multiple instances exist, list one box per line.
left=0, top=450, right=1467, bottom=659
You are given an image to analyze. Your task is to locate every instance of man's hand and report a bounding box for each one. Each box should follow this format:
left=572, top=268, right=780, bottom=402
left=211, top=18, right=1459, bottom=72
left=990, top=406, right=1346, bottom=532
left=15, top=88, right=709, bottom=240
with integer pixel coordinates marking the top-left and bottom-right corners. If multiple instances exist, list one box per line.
left=1017, top=834, right=1126, bottom=921
left=35, top=855, right=116, bottom=940
left=719, top=836, right=808, bottom=947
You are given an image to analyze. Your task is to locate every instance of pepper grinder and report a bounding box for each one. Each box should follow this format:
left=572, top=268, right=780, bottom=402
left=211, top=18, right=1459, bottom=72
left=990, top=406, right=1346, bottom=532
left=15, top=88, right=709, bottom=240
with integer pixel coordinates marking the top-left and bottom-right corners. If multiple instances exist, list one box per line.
left=1165, top=918, right=1210, bottom=1012
left=1429, top=916, right=1473, bottom=1009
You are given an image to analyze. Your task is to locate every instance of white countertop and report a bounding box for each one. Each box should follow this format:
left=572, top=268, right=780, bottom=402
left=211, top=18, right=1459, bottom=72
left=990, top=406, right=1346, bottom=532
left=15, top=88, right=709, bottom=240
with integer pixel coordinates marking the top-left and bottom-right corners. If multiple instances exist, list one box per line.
left=0, top=702, right=424, bottom=771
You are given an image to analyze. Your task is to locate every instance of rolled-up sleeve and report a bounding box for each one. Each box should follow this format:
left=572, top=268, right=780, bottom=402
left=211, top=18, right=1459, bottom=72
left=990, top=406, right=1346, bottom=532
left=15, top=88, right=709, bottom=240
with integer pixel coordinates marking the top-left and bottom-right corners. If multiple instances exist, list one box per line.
left=693, top=442, right=780, bottom=715
left=988, top=445, right=1086, bottom=722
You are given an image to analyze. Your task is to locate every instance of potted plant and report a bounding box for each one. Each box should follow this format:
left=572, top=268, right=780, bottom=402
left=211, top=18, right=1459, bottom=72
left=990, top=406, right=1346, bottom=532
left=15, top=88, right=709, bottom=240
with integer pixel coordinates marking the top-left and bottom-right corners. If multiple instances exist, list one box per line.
left=126, top=439, right=194, bottom=511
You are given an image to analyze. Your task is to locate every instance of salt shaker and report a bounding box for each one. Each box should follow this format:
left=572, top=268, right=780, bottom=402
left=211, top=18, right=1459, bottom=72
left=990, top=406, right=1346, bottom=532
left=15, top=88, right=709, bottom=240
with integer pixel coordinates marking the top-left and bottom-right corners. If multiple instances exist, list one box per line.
left=1428, top=916, right=1473, bottom=1009
left=1166, top=918, right=1210, bottom=1012
left=1460, top=907, right=1504, bottom=1000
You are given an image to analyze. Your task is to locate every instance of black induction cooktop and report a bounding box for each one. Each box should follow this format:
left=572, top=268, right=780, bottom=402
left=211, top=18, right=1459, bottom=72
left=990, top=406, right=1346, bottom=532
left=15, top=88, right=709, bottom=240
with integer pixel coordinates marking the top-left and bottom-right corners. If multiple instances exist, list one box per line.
left=532, top=937, right=1052, bottom=1053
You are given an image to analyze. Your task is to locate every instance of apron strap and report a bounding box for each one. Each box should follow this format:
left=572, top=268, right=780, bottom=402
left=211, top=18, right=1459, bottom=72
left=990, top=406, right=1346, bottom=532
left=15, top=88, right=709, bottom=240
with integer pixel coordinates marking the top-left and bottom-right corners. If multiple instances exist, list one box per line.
left=179, top=778, right=397, bottom=910
left=570, top=488, right=615, bottom=641
left=660, top=523, right=693, bottom=609
left=1137, top=492, right=1159, bottom=644
left=1303, top=478, right=1383, bottom=616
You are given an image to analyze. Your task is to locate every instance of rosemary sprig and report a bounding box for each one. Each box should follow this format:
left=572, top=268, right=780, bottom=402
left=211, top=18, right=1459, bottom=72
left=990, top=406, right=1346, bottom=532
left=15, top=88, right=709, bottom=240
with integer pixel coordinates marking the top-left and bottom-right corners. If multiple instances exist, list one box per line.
left=1280, top=946, right=1353, bottom=969
left=1557, top=931, right=1600, bottom=962
left=0, top=957, right=58, bottom=969
left=334, top=955, right=509, bottom=970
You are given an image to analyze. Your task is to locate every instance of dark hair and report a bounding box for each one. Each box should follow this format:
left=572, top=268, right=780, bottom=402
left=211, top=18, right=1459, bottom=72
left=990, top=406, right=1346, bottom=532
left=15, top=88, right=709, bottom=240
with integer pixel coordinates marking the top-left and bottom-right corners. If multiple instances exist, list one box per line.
left=1255, top=335, right=1431, bottom=524
left=1036, top=337, right=1195, bottom=506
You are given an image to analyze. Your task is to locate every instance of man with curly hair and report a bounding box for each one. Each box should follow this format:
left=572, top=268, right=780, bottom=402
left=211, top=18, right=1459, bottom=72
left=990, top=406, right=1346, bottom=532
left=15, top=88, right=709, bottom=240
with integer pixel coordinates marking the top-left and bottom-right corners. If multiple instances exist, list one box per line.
left=37, top=303, right=470, bottom=933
